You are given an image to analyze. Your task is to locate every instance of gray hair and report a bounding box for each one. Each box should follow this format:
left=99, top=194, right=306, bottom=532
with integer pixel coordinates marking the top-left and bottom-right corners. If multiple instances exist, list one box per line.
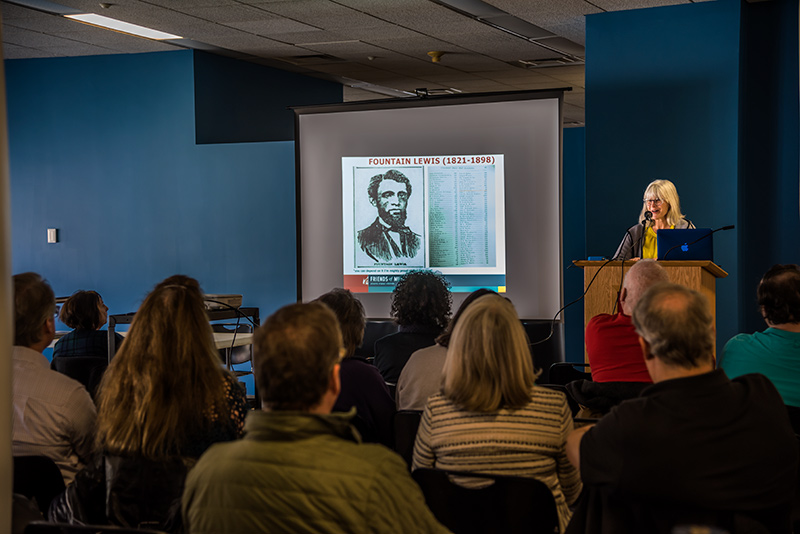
left=623, top=259, right=669, bottom=313
left=632, top=282, right=714, bottom=369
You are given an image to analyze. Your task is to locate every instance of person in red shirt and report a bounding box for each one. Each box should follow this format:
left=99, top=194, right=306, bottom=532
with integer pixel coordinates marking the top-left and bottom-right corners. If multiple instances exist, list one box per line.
left=585, top=259, right=669, bottom=383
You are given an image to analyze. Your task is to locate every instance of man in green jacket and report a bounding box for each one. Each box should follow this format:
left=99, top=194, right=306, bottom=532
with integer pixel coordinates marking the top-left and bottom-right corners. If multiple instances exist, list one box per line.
left=182, top=301, right=450, bottom=534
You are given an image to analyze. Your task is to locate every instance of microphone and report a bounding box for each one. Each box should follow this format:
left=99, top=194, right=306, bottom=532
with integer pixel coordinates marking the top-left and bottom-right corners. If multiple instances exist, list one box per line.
left=643, top=211, right=653, bottom=225
left=661, top=225, right=735, bottom=260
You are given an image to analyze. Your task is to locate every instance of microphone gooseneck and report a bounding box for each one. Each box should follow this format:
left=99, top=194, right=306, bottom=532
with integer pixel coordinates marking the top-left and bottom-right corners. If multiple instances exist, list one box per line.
left=637, top=211, right=652, bottom=258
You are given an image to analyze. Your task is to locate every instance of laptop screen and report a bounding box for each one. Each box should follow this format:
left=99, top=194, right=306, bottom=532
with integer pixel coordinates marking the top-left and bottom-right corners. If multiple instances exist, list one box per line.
left=657, top=228, right=714, bottom=261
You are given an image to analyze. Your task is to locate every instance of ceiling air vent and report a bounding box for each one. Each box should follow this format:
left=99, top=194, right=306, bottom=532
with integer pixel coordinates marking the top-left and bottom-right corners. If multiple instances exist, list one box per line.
left=426, top=88, right=463, bottom=96
left=515, top=57, right=585, bottom=69
left=278, top=54, right=346, bottom=66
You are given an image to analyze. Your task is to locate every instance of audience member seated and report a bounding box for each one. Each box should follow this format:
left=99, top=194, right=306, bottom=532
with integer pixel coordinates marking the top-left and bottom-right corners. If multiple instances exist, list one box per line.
left=720, top=264, right=800, bottom=408
left=53, top=290, right=123, bottom=359
left=316, top=288, right=396, bottom=447
left=182, top=301, right=449, bottom=534
left=413, top=295, right=581, bottom=533
left=397, top=288, right=495, bottom=411
left=49, top=275, right=247, bottom=531
left=566, top=283, right=798, bottom=534
left=375, top=270, right=452, bottom=385
left=586, top=259, right=667, bottom=383
left=572, top=260, right=669, bottom=417
left=12, top=272, right=96, bottom=485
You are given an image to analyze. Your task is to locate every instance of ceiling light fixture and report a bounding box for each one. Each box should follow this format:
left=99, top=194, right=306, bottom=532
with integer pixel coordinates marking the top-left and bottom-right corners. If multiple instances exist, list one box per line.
left=64, top=13, right=182, bottom=40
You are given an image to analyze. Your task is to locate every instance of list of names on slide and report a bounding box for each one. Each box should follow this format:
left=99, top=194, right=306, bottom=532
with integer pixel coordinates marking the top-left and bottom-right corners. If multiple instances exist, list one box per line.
left=429, top=165, right=493, bottom=268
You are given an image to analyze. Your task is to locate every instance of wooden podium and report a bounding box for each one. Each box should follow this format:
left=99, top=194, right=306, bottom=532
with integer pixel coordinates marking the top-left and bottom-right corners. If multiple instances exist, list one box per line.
left=573, top=260, right=728, bottom=358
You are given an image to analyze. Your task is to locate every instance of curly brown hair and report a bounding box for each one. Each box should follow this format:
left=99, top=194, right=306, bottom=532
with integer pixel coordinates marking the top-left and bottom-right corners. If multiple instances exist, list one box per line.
left=391, top=270, right=451, bottom=329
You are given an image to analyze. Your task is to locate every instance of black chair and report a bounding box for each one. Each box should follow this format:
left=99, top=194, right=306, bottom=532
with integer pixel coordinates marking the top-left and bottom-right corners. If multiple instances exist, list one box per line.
left=213, top=323, right=254, bottom=374
left=565, top=379, right=647, bottom=419
left=523, top=320, right=565, bottom=382
left=792, top=434, right=800, bottom=534
left=13, top=493, right=45, bottom=534
left=386, top=383, right=397, bottom=402
left=548, top=362, right=592, bottom=385
left=13, top=456, right=66, bottom=514
left=394, top=410, right=422, bottom=468
left=785, top=405, right=800, bottom=436
left=355, top=320, right=398, bottom=360
left=412, top=468, right=559, bottom=534
left=51, top=356, right=108, bottom=399
left=25, top=521, right=167, bottom=534
left=212, top=323, right=258, bottom=408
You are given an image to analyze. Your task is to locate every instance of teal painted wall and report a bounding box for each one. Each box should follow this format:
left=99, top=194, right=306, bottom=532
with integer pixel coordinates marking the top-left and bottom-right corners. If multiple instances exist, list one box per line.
left=6, top=50, right=341, bottom=327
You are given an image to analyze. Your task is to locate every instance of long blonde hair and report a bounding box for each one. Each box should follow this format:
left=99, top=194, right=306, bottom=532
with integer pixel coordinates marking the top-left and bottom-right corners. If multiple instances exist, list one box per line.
left=638, top=179, right=686, bottom=227
left=443, top=295, right=539, bottom=412
left=95, top=275, right=227, bottom=459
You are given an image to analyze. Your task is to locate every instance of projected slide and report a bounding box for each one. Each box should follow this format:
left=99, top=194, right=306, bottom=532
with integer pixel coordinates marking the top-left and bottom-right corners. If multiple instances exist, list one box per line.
left=342, top=155, right=506, bottom=293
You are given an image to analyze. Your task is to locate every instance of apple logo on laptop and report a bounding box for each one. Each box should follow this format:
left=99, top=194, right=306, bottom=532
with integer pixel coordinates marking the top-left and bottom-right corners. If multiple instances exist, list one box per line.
left=681, top=243, right=689, bottom=252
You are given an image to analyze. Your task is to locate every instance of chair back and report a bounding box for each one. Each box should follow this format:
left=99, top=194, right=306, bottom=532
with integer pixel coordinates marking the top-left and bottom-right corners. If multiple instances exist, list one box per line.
left=547, top=362, right=591, bottom=385
left=386, top=383, right=397, bottom=402
left=786, top=405, right=800, bottom=436
left=792, top=433, right=800, bottom=534
left=25, top=521, right=168, bottom=534
left=212, top=323, right=253, bottom=366
left=393, top=410, right=422, bottom=468
left=412, top=468, right=559, bottom=534
left=212, top=322, right=259, bottom=408
left=51, top=356, right=108, bottom=398
left=13, top=455, right=66, bottom=514
left=355, top=320, right=399, bottom=360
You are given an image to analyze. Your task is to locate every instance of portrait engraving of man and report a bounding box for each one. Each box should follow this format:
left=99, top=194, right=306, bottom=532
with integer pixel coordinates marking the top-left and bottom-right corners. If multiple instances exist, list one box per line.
left=357, top=169, right=422, bottom=264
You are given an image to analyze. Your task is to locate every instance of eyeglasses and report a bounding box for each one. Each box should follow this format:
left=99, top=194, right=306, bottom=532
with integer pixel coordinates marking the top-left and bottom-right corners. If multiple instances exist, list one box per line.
left=643, top=198, right=663, bottom=206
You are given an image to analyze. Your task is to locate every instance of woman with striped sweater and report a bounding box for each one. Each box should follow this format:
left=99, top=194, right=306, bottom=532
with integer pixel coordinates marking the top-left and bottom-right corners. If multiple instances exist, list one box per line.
left=412, top=294, right=582, bottom=533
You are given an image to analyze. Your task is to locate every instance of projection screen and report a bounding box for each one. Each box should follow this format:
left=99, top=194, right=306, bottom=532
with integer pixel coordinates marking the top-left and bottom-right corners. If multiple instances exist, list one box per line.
left=295, top=90, right=563, bottom=320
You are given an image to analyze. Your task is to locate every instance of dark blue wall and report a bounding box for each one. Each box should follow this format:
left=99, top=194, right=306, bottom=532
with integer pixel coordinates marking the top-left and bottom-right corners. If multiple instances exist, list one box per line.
left=738, top=0, right=800, bottom=333
left=6, top=50, right=341, bottom=327
left=586, top=0, right=743, bottom=350
left=562, top=127, right=586, bottom=362
left=193, top=51, right=341, bottom=144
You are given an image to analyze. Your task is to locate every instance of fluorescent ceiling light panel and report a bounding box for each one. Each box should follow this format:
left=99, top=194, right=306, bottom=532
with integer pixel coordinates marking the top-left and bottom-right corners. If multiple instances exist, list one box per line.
left=64, top=13, right=182, bottom=40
